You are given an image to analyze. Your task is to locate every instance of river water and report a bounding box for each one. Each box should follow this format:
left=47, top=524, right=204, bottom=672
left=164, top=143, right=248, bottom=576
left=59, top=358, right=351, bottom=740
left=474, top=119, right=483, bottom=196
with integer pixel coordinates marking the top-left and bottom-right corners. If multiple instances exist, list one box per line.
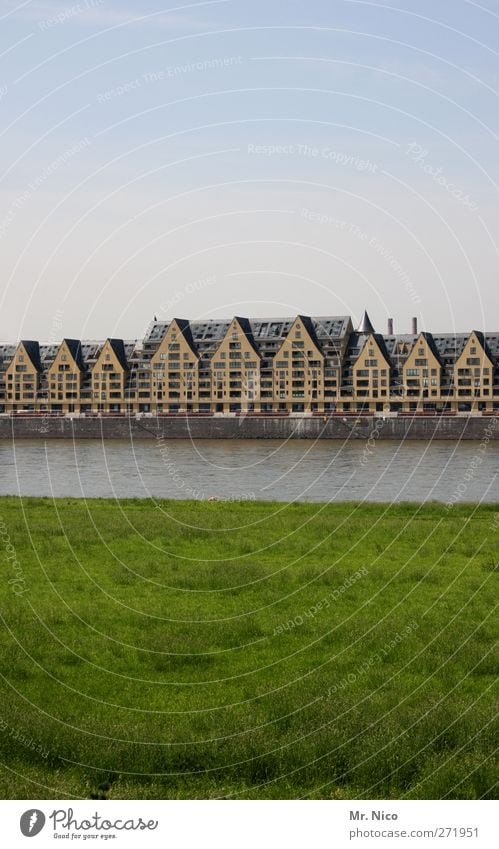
left=0, top=439, right=498, bottom=503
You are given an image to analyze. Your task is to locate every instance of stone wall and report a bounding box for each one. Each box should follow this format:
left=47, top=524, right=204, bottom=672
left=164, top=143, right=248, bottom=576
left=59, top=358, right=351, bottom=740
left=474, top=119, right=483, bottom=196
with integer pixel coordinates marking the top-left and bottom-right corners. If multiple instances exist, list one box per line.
left=0, top=415, right=497, bottom=440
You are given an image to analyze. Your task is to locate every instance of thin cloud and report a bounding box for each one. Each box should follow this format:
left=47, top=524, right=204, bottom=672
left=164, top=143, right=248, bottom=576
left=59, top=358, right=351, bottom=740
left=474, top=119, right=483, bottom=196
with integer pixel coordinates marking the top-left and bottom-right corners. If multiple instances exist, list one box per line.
left=4, top=1, right=217, bottom=30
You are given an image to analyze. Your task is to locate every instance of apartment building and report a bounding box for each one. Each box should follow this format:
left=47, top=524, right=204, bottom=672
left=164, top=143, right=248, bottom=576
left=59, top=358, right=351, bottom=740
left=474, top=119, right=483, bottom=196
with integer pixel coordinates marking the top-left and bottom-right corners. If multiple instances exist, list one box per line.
left=1, top=313, right=498, bottom=414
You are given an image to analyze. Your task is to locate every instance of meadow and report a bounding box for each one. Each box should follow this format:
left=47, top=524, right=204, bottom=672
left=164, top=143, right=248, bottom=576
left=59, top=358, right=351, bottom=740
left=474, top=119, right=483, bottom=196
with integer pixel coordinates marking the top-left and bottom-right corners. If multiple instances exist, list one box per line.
left=0, top=496, right=497, bottom=800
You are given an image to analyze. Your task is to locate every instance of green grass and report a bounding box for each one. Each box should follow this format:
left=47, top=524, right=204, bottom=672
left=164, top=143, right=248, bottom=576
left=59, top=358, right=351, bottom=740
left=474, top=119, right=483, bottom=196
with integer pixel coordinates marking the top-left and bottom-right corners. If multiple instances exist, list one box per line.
left=0, top=496, right=497, bottom=800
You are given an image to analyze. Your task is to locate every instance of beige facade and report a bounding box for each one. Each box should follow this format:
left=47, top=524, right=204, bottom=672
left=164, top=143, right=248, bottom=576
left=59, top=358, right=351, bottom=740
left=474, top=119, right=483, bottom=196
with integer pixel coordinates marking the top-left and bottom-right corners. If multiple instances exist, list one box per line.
left=1, top=315, right=498, bottom=415
left=46, top=340, right=83, bottom=414
left=272, top=317, right=324, bottom=412
left=91, top=340, right=127, bottom=413
left=352, top=334, right=391, bottom=410
left=402, top=333, right=442, bottom=410
left=453, top=332, right=494, bottom=411
left=210, top=318, right=261, bottom=413
left=4, top=342, right=40, bottom=413
left=151, top=319, right=199, bottom=412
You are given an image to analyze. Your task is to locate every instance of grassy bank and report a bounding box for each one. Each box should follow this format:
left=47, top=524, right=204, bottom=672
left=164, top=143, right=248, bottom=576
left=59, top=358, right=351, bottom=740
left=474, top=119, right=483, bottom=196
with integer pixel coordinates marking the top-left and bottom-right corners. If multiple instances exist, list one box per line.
left=0, top=497, right=497, bottom=799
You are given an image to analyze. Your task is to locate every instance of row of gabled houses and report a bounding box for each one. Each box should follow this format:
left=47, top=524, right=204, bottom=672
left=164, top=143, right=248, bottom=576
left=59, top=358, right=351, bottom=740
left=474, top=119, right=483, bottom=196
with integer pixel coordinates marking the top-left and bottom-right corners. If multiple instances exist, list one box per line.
left=0, top=312, right=498, bottom=415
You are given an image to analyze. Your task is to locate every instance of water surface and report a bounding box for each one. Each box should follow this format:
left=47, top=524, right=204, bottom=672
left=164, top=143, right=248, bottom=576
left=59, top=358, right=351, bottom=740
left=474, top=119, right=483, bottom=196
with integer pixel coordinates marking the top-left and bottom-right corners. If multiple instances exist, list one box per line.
left=1, top=439, right=498, bottom=503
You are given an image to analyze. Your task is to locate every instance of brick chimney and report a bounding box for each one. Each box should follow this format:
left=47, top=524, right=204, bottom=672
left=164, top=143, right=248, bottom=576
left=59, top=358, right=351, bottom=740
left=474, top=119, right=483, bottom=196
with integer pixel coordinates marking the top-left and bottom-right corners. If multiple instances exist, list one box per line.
left=387, top=318, right=394, bottom=335
left=411, top=317, right=418, bottom=335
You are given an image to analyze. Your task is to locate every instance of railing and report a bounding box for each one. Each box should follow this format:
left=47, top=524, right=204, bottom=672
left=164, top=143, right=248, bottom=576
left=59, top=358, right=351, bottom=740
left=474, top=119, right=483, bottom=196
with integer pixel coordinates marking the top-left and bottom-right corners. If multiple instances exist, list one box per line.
left=1, top=410, right=497, bottom=420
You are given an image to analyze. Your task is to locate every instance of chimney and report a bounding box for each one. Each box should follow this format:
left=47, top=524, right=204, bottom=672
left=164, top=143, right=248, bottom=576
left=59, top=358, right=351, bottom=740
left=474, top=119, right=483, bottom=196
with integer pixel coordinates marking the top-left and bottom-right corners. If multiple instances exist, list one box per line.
left=387, top=318, right=394, bottom=335
left=411, top=317, right=418, bottom=335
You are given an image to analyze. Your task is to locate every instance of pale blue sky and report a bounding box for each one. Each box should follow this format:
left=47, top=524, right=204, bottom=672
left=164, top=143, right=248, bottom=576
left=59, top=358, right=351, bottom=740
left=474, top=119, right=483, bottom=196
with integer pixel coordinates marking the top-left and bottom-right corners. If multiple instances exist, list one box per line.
left=0, top=0, right=498, bottom=340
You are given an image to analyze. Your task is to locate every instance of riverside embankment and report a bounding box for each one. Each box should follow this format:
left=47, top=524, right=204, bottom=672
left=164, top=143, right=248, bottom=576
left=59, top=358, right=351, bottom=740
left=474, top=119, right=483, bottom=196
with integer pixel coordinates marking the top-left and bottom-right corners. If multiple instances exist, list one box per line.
left=0, top=414, right=497, bottom=440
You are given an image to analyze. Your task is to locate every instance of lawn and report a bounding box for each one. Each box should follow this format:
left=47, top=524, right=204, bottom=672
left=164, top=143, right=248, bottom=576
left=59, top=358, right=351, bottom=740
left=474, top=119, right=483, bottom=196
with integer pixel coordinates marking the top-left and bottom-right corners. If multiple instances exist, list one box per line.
left=0, top=497, right=497, bottom=800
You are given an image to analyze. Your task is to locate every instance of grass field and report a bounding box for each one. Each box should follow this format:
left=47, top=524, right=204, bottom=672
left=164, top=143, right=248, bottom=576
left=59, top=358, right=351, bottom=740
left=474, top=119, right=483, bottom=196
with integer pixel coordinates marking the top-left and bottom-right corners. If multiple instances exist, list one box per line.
left=0, top=496, right=497, bottom=800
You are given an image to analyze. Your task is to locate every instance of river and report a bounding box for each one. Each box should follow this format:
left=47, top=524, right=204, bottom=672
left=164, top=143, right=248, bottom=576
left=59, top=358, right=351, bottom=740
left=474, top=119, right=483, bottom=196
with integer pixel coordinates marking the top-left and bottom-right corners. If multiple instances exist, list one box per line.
left=0, top=439, right=498, bottom=503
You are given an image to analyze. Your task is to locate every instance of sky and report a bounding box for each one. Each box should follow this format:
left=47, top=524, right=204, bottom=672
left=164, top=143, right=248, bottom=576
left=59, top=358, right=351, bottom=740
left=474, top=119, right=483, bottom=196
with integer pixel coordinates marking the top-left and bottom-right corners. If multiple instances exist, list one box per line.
left=0, top=0, right=498, bottom=342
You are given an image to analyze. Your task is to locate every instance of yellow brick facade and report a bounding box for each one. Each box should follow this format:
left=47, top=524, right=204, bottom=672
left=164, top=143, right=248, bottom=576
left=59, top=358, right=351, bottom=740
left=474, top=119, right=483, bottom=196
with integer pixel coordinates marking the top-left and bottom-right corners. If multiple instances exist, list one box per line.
left=46, top=340, right=83, bottom=414
left=402, top=333, right=442, bottom=410
left=272, top=317, right=324, bottom=412
left=210, top=318, right=261, bottom=413
left=1, top=316, right=497, bottom=415
left=4, top=343, right=40, bottom=413
left=453, top=332, right=494, bottom=411
left=151, top=319, right=199, bottom=412
left=352, top=334, right=391, bottom=410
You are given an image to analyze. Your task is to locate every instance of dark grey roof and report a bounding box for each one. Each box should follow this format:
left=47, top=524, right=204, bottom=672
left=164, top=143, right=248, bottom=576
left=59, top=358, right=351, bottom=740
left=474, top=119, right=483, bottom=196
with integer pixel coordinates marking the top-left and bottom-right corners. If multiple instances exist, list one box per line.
left=1, top=322, right=498, bottom=375
left=21, top=341, right=42, bottom=371
left=173, top=319, right=197, bottom=356
left=420, top=332, right=444, bottom=366
left=234, top=317, right=260, bottom=356
left=143, top=315, right=352, bottom=346
left=358, top=310, right=375, bottom=334
left=64, top=339, right=85, bottom=370
left=296, top=315, right=322, bottom=351
left=0, top=344, right=16, bottom=362
left=348, top=332, right=391, bottom=365
left=471, top=331, right=495, bottom=361
left=107, top=339, right=129, bottom=371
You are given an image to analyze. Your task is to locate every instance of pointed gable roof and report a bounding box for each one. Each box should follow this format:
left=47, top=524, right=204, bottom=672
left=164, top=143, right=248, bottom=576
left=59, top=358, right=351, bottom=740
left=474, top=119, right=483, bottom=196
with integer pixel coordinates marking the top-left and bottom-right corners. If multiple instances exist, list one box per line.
left=417, top=331, right=444, bottom=366
left=468, top=330, right=493, bottom=361
left=20, top=341, right=42, bottom=371
left=107, top=338, right=129, bottom=371
left=171, top=318, right=197, bottom=357
left=63, top=339, right=85, bottom=370
left=358, top=332, right=391, bottom=366
left=358, top=310, right=375, bottom=334
left=233, top=317, right=260, bottom=357
left=296, top=315, right=322, bottom=352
